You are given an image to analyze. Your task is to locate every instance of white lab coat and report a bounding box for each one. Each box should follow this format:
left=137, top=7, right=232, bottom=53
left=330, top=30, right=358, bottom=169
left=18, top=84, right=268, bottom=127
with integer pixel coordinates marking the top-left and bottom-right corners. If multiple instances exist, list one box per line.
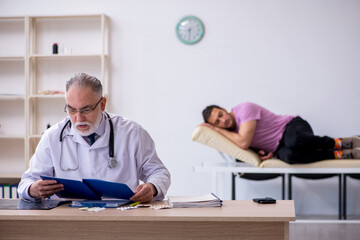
left=18, top=112, right=171, bottom=201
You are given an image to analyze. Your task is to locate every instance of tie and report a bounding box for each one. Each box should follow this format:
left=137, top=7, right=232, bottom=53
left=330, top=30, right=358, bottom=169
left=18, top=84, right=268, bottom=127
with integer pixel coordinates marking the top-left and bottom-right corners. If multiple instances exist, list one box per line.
left=88, top=133, right=96, bottom=145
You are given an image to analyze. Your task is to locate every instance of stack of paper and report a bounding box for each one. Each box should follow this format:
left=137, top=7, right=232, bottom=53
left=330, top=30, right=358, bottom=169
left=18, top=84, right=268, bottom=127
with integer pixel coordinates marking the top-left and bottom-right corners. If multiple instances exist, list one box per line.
left=167, top=193, right=222, bottom=208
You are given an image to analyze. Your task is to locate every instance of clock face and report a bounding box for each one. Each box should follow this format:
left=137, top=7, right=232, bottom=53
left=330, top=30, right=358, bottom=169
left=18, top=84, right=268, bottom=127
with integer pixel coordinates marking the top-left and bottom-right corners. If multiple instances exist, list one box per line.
left=176, top=16, right=204, bottom=45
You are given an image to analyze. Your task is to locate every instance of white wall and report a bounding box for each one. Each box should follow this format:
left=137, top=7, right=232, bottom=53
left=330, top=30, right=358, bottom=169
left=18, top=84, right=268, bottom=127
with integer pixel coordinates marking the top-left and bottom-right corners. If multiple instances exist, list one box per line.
left=2, top=0, right=360, bottom=216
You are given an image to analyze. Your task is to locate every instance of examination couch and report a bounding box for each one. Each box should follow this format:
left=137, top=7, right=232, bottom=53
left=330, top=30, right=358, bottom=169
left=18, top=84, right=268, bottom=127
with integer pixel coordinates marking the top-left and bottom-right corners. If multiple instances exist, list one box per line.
left=192, top=125, right=360, bottom=219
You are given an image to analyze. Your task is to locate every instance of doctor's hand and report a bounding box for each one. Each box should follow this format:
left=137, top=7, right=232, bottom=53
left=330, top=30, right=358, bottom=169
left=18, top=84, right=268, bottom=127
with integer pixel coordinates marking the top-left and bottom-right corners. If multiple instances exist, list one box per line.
left=29, top=179, right=64, bottom=199
left=130, top=183, right=157, bottom=203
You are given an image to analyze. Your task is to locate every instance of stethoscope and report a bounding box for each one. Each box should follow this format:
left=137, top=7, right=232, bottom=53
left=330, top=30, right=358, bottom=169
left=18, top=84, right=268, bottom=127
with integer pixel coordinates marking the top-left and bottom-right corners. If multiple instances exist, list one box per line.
left=59, top=112, right=118, bottom=171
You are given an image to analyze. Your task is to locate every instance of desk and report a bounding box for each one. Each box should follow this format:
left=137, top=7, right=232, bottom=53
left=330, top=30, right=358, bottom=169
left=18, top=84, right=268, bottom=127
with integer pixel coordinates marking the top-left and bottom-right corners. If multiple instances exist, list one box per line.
left=0, top=200, right=295, bottom=240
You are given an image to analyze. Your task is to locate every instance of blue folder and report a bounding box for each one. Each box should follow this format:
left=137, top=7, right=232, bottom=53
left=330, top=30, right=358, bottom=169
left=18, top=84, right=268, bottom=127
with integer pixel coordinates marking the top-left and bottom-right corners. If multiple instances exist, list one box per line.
left=69, top=199, right=131, bottom=208
left=83, top=179, right=134, bottom=200
left=40, top=176, right=134, bottom=200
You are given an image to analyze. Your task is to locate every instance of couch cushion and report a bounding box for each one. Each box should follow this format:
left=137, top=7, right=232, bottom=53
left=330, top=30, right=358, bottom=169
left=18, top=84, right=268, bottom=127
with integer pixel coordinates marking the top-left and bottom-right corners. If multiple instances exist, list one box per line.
left=192, top=126, right=262, bottom=167
left=260, top=159, right=360, bottom=168
left=192, top=126, right=360, bottom=168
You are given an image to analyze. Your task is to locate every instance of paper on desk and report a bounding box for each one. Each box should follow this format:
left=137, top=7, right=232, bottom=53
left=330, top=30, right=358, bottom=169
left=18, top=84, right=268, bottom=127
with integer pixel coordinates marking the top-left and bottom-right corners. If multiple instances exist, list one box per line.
left=167, top=193, right=222, bottom=208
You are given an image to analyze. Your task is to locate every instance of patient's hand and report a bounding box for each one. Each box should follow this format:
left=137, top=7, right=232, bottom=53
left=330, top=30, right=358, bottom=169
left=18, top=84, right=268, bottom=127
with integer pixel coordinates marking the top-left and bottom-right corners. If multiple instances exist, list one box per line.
left=200, top=122, right=215, bottom=129
left=257, top=150, right=274, bottom=160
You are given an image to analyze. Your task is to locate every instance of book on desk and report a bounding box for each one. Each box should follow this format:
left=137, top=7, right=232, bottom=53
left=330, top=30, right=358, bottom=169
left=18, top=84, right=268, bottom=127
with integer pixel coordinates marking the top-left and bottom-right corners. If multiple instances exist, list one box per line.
left=167, top=193, right=222, bottom=208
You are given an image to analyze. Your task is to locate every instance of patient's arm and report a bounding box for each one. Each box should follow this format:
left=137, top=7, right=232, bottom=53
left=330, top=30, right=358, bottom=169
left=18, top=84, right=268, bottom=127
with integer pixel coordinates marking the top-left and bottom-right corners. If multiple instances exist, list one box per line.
left=201, top=120, right=256, bottom=149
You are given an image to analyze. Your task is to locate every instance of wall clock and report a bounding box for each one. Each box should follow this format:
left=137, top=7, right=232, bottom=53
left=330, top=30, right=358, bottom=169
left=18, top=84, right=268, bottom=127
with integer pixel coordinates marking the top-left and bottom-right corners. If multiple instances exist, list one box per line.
left=176, top=16, right=205, bottom=45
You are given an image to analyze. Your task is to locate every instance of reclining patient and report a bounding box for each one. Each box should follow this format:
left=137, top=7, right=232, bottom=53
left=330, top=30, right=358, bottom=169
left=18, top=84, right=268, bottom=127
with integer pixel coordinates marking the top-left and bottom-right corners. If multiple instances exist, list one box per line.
left=201, top=102, right=360, bottom=164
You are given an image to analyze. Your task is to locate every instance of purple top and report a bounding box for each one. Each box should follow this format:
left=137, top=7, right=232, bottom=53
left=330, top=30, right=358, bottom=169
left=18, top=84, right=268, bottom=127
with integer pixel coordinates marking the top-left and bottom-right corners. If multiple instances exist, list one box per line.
left=232, top=102, right=295, bottom=153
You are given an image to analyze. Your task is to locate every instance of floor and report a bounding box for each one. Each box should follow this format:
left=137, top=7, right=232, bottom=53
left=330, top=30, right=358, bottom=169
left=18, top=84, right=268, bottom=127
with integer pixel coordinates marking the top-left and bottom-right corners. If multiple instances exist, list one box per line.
left=290, top=217, right=360, bottom=240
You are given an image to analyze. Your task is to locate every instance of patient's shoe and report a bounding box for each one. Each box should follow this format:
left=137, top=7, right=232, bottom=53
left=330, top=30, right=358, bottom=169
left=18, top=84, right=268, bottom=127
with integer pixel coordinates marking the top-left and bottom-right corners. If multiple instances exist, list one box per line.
left=342, top=148, right=360, bottom=159
left=341, top=137, right=360, bottom=149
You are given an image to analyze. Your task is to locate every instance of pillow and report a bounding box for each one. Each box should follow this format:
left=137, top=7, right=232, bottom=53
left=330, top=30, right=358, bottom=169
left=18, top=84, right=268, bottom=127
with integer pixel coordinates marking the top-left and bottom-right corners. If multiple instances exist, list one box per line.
left=192, top=126, right=262, bottom=167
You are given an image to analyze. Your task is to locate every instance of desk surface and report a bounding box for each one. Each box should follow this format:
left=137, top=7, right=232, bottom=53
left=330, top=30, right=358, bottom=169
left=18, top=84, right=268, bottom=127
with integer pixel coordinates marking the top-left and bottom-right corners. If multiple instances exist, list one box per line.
left=0, top=200, right=295, bottom=240
left=0, top=200, right=295, bottom=222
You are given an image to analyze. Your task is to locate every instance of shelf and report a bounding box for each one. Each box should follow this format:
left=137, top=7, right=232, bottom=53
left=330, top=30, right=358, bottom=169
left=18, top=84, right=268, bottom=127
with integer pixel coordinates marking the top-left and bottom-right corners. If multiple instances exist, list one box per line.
left=30, top=135, right=42, bottom=139
left=0, top=173, right=22, bottom=179
left=0, top=56, right=25, bottom=61
left=30, top=14, right=104, bottom=19
left=30, top=94, right=65, bottom=99
left=0, top=135, right=25, bottom=140
left=30, top=54, right=106, bottom=59
left=0, top=95, right=25, bottom=100
left=0, top=14, right=109, bottom=181
left=0, top=16, right=24, bottom=20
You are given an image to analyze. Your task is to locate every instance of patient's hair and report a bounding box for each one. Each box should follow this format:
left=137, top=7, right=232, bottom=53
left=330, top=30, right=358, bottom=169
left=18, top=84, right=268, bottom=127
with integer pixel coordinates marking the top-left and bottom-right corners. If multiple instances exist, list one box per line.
left=202, top=105, right=221, bottom=123
left=66, top=73, right=103, bottom=98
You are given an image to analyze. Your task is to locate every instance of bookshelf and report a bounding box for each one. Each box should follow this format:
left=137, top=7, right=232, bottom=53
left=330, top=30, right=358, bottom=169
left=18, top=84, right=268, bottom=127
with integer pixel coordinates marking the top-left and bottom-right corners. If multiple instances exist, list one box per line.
left=0, top=14, right=109, bottom=181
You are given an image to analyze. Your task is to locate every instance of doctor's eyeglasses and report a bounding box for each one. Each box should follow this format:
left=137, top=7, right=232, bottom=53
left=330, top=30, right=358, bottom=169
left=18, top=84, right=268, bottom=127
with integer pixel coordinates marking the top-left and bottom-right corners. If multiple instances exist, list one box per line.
left=64, top=97, right=103, bottom=115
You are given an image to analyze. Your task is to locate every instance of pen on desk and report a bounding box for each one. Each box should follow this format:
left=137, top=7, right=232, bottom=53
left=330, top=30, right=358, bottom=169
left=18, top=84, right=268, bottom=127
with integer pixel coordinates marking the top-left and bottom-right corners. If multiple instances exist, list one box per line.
left=129, top=201, right=140, bottom=207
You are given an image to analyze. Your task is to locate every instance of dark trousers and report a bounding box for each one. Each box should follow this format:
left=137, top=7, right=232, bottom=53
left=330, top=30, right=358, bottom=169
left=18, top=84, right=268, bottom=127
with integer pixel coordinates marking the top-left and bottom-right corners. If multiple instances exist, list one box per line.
left=274, top=117, right=335, bottom=164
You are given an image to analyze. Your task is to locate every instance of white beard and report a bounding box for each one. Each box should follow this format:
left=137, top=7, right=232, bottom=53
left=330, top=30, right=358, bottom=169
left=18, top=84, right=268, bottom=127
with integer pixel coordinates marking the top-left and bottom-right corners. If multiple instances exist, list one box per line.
left=73, top=112, right=103, bottom=136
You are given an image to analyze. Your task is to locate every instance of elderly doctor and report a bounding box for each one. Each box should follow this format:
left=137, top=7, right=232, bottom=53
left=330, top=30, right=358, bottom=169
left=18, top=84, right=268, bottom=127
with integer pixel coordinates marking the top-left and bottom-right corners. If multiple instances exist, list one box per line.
left=18, top=73, right=171, bottom=203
